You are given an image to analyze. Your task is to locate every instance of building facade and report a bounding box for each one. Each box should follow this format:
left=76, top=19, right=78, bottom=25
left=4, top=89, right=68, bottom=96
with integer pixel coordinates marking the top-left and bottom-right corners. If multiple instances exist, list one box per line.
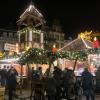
left=44, top=20, right=65, bottom=50
left=0, top=4, right=66, bottom=52
left=0, top=28, right=18, bottom=51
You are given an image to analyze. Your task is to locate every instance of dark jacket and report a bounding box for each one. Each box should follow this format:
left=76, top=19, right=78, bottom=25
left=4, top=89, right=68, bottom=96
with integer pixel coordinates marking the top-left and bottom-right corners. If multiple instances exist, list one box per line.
left=53, top=67, right=62, bottom=87
left=63, top=69, right=75, bottom=87
left=46, top=77, right=57, bottom=95
left=7, top=73, right=17, bottom=90
left=82, top=70, right=94, bottom=90
left=0, top=69, right=7, bottom=79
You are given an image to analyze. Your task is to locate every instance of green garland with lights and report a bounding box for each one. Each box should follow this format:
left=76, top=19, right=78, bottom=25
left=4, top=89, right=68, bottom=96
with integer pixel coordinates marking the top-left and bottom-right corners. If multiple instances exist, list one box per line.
left=87, top=48, right=100, bottom=54
left=20, top=48, right=100, bottom=65
left=19, top=48, right=88, bottom=65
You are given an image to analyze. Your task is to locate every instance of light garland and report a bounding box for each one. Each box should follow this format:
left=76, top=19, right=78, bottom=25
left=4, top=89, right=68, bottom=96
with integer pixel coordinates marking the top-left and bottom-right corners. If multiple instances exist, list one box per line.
left=18, top=28, right=42, bottom=35
left=0, top=52, right=19, bottom=60
left=19, top=48, right=88, bottom=65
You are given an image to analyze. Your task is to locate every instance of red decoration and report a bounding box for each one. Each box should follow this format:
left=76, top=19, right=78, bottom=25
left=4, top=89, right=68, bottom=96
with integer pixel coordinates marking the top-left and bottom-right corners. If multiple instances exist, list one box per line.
left=93, top=37, right=99, bottom=48
left=52, top=47, right=57, bottom=53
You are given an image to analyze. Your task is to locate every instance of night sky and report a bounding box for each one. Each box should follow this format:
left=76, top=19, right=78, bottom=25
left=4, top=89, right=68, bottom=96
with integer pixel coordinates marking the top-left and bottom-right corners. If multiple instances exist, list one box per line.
left=0, top=0, right=99, bottom=39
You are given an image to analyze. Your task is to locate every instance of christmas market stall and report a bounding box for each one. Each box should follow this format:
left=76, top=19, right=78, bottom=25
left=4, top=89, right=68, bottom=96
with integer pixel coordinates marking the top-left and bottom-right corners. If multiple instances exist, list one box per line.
left=0, top=51, right=27, bottom=77
left=58, top=31, right=100, bottom=92
left=58, top=36, right=95, bottom=75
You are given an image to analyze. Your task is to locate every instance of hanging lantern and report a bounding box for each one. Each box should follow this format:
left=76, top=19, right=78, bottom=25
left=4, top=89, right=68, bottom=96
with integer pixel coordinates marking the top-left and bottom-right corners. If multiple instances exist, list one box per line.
left=52, top=44, right=57, bottom=53
left=93, top=37, right=99, bottom=49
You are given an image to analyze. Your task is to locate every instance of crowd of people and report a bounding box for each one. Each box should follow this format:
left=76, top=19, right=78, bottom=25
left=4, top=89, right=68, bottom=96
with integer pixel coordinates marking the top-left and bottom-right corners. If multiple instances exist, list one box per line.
left=0, top=65, right=18, bottom=100
left=31, top=66, right=96, bottom=100
left=0, top=64, right=96, bottom=100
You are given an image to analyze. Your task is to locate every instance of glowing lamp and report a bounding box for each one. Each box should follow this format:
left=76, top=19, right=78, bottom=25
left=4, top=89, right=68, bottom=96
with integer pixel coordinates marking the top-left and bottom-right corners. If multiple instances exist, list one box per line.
left=93, top=37, right=99, bottom=49
left=16, top=43, right=19, bottom=54
left=52, top=44, right=57, bottom=53
left=0, top=51, right=3, bottom=57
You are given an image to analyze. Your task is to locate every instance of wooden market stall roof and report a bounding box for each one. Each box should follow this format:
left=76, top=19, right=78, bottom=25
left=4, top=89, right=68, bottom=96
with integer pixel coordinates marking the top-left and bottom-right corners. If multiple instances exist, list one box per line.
left=17, top=2, right=45, bottom=27
left=58, top=37, right=93, bottom=51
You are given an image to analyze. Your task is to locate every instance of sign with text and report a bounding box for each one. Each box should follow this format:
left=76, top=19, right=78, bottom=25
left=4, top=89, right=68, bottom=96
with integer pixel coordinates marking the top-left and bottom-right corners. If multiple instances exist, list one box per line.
left=4, top=43, right=16, bottom=52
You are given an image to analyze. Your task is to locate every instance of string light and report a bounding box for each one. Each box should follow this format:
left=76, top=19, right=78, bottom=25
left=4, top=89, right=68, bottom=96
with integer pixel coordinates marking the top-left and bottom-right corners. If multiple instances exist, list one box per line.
left=19, top=48, right=88, bottom=65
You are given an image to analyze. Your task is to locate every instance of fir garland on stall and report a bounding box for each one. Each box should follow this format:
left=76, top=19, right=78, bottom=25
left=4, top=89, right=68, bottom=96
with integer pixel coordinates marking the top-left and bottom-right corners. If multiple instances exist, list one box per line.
left=19, top=48, right=88, bottom=65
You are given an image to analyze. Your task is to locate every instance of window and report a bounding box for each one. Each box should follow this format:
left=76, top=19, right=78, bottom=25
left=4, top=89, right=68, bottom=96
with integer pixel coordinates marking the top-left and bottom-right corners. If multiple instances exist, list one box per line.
left=9, top=32, right=13, bottom=37
left=55, top=34, right=59, bottom=40
left=7, top=33, right=9, bottom=37
left=61, top=43, right=64, bottom=48
left=20, top=33, right=25, bottom=42
left=33, top=34, right=40, bottom=43
left=0, top=32, right=3, bottom=37
left=56, top=43, right=59, bottom=48
left=60, top=35, right=64, bottom=41
left=3, top=32, right=7, bottom=37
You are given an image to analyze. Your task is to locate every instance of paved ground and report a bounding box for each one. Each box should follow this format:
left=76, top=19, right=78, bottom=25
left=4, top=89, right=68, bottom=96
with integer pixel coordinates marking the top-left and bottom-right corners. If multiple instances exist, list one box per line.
left=83, top=95, right=100, bottom=100
left=4, top=90, right=100, bottom=100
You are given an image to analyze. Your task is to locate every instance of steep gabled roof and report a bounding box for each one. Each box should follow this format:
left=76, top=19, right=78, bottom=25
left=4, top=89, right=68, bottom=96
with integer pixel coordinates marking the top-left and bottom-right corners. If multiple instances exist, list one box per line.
left=58, top=37, right=93, bottom=51
left=17, top=3, right=45, bottom=26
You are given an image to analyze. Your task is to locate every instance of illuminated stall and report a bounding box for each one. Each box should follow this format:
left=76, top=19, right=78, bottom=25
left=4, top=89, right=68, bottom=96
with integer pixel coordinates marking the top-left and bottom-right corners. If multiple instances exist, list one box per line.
left=0, top=42, right=27, bottom=76
left=0, top=56, right=28, bottom=77
left=58, top=37, right=97, bottom=76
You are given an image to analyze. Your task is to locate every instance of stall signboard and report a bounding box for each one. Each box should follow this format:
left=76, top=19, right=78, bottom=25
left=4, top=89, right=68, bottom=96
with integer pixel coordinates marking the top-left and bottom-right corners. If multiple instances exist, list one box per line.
left=4, top=43, right=16, bottom=52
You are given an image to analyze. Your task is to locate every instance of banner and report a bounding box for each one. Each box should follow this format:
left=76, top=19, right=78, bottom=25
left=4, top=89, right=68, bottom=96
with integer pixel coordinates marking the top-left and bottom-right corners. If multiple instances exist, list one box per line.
left=4, top=43, right=16, bottom=52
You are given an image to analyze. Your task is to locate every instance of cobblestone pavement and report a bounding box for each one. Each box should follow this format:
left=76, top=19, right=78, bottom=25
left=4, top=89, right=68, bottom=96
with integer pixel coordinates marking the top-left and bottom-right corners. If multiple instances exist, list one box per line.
left=4, top=90, right=100, bottom=100
left=83, top=95, right=100, bottom=100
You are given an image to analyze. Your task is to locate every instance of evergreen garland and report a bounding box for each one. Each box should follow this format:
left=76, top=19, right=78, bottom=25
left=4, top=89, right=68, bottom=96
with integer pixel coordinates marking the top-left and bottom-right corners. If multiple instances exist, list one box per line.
left=19, top=48, right=88, bottom=65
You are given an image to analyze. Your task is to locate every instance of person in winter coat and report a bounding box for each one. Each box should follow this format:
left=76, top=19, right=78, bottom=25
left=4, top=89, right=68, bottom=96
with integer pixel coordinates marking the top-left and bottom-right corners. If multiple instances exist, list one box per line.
left=46, top=77, right=57, bottom=100
left=0, top=66, right=7, bottom=86
left=7, top=68, right=18, bottom=100
left=53, top=66, right=62, bottom=100
left=82, top=68, right=95, bottom=100
left=62, top=68, right=75, bottom=100
left=74, top=77, right=82, bottom=100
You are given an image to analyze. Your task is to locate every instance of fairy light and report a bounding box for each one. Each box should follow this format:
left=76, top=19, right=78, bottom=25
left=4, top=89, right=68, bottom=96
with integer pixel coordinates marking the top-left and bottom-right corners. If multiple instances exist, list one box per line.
left=20, top=4, right=43, bottom=19
left=81, top=37, right=92, bottom=49
left=28, top=5, right=34, bottom=11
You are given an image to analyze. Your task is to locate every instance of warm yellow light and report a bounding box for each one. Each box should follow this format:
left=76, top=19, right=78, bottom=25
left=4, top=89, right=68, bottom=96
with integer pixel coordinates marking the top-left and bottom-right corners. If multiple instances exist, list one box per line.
left=26, top=46, right=30, bottom=51
left=16, top=43, right=19, bottom=54
left=9, top=51, right=13, bottom=56
left=53, top=44, right=56, bottom=48
left=0, top=51, right=3, bottom=57
left=78, top=31, right=92, bottom=41
left=94, top=37, right=97, bottom=41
